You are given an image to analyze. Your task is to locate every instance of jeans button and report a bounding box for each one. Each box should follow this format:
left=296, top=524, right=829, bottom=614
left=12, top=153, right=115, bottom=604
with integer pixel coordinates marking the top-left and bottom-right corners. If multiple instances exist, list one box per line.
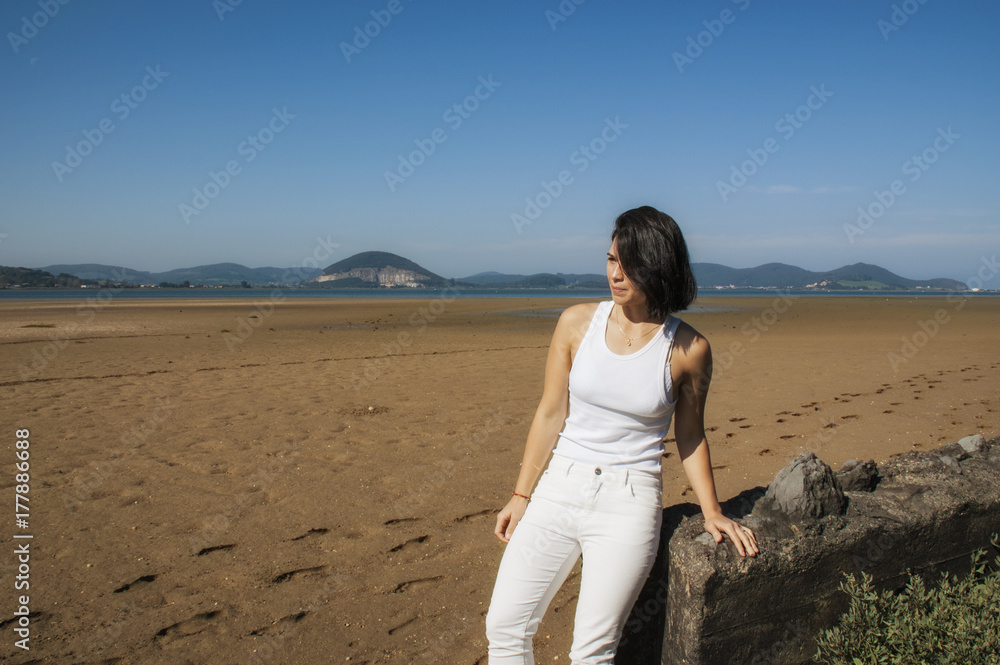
left=594, top=467, right=602, bottom=475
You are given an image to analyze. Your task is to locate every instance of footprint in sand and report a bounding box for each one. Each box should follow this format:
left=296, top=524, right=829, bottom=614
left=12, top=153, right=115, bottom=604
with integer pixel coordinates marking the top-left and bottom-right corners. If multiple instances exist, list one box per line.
left=290, top=528, right=328, bottom=541
left=455, top=509, right=493, bottom=523
left=758, top=449, right=771, bottom=456
left=841, top=414, right=859, bottom=420
left=114, top=574, right=157, bottom=593
left=196, top=544, right=235, bottom=556
left=390, top=576, right=446, bottom=594
left=729, top=417, right=747, bottom=422
left=388, top=535, right=430, bottom=553
left=249, top=611, right=309, bottom=637
left=154, top=609, right=225, bottom=645
left=385, top=517, right=421, bottom=526
left=271, top=565, right=328, bottom=585
left=388, top=615, right=420, bottom=635
left=779, top=435, right=796, bottom=440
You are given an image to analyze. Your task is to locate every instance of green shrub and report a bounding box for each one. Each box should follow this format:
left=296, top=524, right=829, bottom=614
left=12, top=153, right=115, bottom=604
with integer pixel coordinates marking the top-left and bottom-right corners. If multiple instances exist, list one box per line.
left=814, top=535, right=1000, bottom=664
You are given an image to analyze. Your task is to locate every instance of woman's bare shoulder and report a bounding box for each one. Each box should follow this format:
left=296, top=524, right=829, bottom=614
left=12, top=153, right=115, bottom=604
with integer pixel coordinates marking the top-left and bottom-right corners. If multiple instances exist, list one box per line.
left=553, top=302, right=601, bottom=346
left=559, top=302, right=601, bottom=325
left=671, top=318, right=711, bottom=367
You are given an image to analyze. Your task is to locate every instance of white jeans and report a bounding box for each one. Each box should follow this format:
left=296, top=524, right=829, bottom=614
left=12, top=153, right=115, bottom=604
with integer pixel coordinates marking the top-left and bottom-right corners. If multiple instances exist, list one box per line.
left=486, top=454, right=663, bottom=664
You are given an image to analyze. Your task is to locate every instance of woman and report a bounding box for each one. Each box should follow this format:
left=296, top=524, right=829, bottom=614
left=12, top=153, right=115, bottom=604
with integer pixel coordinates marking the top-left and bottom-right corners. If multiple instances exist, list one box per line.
left=485, top=206, right=758, bottom=664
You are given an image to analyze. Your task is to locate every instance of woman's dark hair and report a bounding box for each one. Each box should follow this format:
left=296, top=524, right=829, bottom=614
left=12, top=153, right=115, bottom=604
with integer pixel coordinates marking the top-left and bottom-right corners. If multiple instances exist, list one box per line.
left=611, top=206, right=697, bottom=319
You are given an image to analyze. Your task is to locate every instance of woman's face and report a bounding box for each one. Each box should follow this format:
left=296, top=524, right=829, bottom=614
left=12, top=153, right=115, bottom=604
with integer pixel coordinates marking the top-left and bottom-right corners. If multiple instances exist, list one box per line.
left=607, top=239, right=647, bottom=309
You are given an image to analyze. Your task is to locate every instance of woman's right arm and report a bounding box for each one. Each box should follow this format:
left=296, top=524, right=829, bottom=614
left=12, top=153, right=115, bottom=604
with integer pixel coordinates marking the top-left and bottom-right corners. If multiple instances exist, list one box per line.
left=493, top=304, right=592, bottom=543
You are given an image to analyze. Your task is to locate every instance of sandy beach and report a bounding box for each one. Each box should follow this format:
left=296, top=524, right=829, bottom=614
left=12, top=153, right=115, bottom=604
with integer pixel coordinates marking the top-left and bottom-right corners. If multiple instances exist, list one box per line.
left=1, top=294, right=997, bottom=664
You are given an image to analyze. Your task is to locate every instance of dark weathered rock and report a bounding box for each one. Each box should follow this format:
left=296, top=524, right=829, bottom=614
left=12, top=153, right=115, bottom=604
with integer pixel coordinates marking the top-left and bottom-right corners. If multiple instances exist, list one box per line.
left=620, top=437, right=1000, bottom=665
left=959, top=433, right=986, bottom=454
left=836, top=458, right=879, bottom=492
left=938, top=442, right=970, bottom=461
left=938, top=454, right=963, bottom=475
left=757, top=452, right=846, bottom=521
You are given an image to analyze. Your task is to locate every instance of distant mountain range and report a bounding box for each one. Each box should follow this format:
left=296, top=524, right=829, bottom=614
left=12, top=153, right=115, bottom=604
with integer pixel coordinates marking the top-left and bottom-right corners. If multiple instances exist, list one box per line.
left=38, top=263, right=323, bottom=286
left=2, top=254, right=968, bottom=291
left=461, top=262, right=967, bottom=291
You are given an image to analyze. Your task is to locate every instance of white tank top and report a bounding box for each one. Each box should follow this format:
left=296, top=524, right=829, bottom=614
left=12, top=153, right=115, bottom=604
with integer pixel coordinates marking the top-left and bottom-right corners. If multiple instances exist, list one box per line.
left=552, top=300, right=681, bottom=473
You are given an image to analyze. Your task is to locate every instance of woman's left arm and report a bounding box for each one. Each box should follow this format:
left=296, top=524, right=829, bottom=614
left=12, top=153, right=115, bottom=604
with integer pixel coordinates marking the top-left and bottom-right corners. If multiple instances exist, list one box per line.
left=672, top=329, right=759, bottom=558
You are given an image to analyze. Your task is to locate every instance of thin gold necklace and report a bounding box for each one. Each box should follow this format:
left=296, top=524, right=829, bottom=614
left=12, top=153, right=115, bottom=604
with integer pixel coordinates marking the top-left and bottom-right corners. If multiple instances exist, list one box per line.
left=614, top=305, right=660, bottom=347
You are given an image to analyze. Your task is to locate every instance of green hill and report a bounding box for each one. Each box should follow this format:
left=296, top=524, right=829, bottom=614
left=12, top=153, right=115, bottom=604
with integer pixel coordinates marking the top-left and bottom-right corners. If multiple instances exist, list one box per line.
left=1, top=266, right=98, bottom=288
left=319, top=251, right=449, bottom=287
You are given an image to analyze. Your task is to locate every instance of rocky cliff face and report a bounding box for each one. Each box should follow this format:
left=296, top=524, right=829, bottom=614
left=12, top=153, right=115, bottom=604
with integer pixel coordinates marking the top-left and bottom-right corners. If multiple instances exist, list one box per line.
left=315, top=266, right=427, bottom=287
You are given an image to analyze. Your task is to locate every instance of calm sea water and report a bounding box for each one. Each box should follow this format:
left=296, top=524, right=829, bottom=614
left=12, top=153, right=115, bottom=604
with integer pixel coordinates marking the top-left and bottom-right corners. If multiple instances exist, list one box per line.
left=0, top=287, right=994, bottom=303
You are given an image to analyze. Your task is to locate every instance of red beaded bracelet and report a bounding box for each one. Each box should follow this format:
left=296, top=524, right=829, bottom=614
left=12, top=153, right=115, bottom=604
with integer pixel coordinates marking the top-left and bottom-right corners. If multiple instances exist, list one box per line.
left=512, top=492, right=530, bottom=500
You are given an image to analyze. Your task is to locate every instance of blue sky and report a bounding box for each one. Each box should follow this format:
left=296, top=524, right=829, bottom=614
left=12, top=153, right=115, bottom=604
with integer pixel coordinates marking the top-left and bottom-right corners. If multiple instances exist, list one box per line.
left=1, top=0, right=997, bottom=282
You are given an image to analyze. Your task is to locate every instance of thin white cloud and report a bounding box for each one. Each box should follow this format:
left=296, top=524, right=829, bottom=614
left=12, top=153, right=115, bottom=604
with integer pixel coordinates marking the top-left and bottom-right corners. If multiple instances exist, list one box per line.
left=766, top=185, right=801, bottom=195
left=893, top=208, right=991, bottom=218
left=844, top=232, right=1000, bottom=248
left=719, top=184, right=853, bottom=195
left=809, top=186, right=856, bottom=194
